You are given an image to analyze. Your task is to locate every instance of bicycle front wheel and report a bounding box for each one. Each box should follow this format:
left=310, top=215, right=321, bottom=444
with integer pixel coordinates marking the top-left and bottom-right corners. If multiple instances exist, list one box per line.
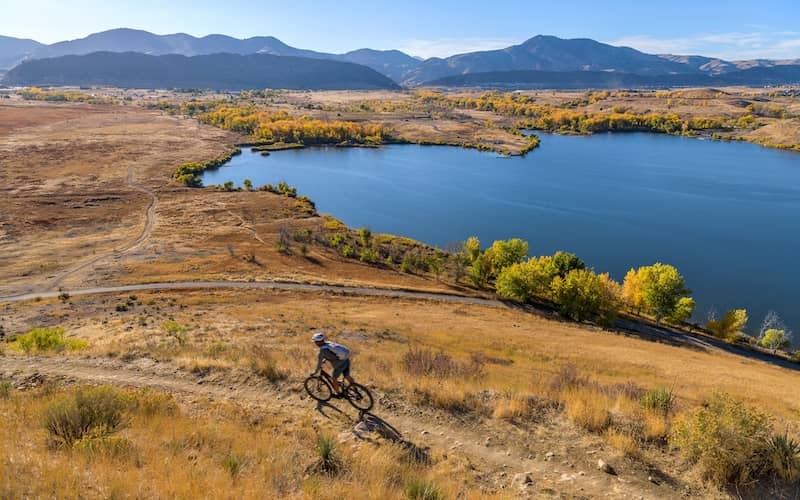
left=304, top=376, right=333, bottom=402
left=345, top=383, right=374, bottom=412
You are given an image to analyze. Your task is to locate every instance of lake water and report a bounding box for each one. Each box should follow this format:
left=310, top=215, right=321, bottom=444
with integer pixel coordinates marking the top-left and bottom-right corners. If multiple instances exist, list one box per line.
left=202, top=133, right=800, bottom=337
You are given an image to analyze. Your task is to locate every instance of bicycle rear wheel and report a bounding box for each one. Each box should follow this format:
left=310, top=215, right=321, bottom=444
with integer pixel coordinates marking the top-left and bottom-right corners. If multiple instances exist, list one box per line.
left=345, top=383, right=374, bottom=412
left=304, top=376, right=333, bottom=402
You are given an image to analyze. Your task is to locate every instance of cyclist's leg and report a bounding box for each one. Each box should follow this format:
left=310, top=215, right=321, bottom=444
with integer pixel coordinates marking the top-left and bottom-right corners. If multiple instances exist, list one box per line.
left=342, top=359, right=354, bottom=385
left=331, top=359, right=348, bottom=394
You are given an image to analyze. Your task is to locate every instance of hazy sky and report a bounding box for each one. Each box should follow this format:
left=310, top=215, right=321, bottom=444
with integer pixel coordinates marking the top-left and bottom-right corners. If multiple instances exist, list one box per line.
left=4, top=0, right=800, bottom=60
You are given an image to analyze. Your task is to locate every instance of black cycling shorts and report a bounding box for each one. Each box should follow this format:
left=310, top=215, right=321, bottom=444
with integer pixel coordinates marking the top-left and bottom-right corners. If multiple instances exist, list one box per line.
left=332, top=358, right=350, bottom=378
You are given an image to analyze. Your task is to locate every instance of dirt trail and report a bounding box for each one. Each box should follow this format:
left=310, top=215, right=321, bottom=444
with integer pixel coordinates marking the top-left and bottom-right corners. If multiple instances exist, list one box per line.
left=30, top=167, right=158, bottom=294
left=0, top=355, right=670, bottom=498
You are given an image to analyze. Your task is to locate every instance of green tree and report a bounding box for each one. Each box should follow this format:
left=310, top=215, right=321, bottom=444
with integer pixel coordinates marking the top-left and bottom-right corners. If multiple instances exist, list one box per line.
left=759, top=329, right=791, bottom=352
left=668, top=297, right=696, bottom=324
left=489, top=238, right=529, bottom=274
left=707, top=309, right=748, bottom=342
left=552, top=251, right=585, bottom=278
left=463, top=236, right=482, bottom=264
left=359, top=227, right=372, bottom=247
left=243, top=178, right=253, bottom=191
left=466, top=252, right=493, bottom=287
left=637, top=263, right=691, bottom=324
left=495, top=256, right=558, bottom=302
left=550, top=269, right=617, bottom=323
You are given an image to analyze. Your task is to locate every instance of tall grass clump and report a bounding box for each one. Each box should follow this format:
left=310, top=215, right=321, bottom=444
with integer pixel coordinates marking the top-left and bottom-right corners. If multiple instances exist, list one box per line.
left=671, top=392, right=772, bottom=486
left=221, top=451, right=250, bottom=479
left=402, top=348, right=483, bottom=379
left=12, top=327, right=88, bottom=353
left=640, top=387, right=675, bottom=416
left=0, top=380, right=12, bottom=399
left=767, top=433, right=800, bottom=482
left=405, top=478, right=442, bottom=500
left=311, top=434, right=343, bottom=476
left=43, top=386, right=131, bottom=448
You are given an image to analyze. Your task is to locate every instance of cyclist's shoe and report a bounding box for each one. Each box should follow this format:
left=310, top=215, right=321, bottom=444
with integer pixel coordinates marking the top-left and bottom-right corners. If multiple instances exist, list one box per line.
left=332, top=392, right=345, bottom=399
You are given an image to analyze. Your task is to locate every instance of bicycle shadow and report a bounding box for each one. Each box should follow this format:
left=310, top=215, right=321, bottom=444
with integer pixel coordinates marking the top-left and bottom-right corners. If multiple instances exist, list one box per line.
left=314, top=402, right=430, bottom=464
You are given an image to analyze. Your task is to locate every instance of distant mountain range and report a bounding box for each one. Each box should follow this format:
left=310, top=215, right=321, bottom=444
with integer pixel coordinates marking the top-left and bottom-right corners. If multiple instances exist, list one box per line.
left=0, top=28, right=419, bottom=83
left=1, top=29, right=799, bottom=89
left=2, top=52, right=400, bottom=91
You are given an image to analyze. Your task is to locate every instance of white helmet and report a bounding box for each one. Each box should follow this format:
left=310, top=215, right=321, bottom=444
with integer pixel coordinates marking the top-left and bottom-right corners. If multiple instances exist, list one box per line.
left=311, top=332, right=326, bottom=342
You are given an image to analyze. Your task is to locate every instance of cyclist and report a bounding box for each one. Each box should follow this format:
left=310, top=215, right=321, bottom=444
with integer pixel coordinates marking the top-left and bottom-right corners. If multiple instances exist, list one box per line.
left=310, top=332, right=354, bottom=397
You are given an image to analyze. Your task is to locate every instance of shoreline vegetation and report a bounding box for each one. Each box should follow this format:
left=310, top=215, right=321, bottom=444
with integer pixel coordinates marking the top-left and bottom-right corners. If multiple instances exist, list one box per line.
left=415, top=89, right=800, bottom=152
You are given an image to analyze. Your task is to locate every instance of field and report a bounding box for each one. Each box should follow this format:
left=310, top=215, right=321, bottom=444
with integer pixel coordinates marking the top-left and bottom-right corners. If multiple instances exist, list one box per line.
left=1, top=92, right=799, bottom=498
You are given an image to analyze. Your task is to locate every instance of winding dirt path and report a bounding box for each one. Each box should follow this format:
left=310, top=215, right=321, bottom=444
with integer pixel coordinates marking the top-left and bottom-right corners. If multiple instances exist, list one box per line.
left=37, top=167, right=158, bottom=293
left=0, top=355, right=667, bottom=498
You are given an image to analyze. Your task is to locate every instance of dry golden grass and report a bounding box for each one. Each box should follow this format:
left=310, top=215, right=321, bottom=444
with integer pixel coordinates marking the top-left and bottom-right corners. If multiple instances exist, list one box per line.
left=562, top=387, right=612, bottom=432
left=605, top=428, right=640, bottom=457
left=0, top=384, right=502, bottom=499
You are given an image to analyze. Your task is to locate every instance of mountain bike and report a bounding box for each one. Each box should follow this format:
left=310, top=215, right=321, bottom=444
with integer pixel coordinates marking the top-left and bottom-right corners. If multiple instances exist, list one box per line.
left=304, top=369, right=374, bottom=412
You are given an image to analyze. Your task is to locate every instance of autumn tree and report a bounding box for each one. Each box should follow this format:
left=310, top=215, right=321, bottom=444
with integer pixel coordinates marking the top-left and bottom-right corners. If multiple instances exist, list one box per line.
left=552, top=251, right=586, bottom=278
left=550, top=269, right=620, bottom=324
left=622, top=268, right=645, bottom=315
left=495, top=255, right=558, bottom=302
left=707, top=309, right=748, bottom=342
left=627, top=263, right=691, bottom=324
left=489, top=238, right=529, bottom=274
left=759, top=329, right=791, bottom=352
left=668, top=297, right=696, bottom=324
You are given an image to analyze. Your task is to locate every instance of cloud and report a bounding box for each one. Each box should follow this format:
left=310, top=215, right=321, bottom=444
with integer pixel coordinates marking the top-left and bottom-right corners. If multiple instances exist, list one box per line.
left=606, top=32, right=800, bottom=60
left=395, top=37, right=519, bottom=59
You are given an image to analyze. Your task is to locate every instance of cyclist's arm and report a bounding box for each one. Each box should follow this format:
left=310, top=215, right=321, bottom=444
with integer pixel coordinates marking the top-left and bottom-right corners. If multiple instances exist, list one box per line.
left=313, top=350, right=324, bottom=373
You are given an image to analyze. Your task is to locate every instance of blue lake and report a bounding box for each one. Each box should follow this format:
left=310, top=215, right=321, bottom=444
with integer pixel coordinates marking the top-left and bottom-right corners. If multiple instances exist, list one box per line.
left=202, top=133, right=800, bottom=336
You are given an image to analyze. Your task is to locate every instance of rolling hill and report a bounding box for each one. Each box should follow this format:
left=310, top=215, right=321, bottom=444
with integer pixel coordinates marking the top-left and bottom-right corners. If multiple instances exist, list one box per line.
left=3, top=28, right=420, bottom=83
left=1, top=51, right=401, bottom=90
left=427, top=66, right=800, bottom=88
left=0, top=35, right=44, bottom=70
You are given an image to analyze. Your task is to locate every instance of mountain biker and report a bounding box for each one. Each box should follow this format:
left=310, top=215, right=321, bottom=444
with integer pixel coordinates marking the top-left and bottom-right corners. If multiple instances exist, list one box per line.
left=310, top=332, right=354, bottom=397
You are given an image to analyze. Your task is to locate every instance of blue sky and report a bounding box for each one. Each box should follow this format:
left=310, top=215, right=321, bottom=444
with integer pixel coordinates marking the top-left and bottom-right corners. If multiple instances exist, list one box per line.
left=4, top=0, right=800, bottom=60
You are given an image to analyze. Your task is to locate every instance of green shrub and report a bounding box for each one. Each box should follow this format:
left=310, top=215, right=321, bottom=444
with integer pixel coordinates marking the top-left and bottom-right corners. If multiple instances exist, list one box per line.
left=359, top=227, right=372, bottom=246
left=767, top=433, right=800, bottom=482
left=44, top=386, right=131, bottom=447
left=640, top=387, right=675, bottom=416
left=359, top=247, right=379, bottom=263
left=13, top=327, right=88, bottom=353
left=0, top=380, right=11, bottom=399
left=405, top=478, right=442, bottom=500
left=671, top=392, right=772, bottom=486
left=341, top=244, right=355, bottom=258
left=162, top=321, right=188, bottom=346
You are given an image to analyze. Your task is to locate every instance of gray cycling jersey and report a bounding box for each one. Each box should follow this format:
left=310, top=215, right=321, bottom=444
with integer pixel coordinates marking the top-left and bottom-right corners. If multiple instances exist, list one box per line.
left=314, top=343, right=343, bottom=371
